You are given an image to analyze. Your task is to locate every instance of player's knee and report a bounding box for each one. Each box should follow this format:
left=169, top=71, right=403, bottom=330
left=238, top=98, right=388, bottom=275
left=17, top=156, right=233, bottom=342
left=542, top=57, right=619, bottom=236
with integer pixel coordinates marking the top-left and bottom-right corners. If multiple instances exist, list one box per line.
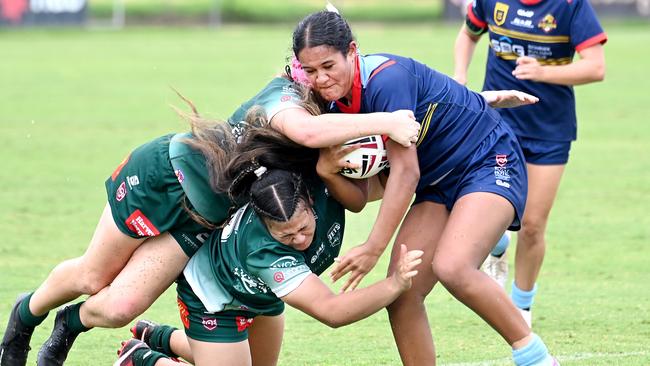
left=100, top=298, right=144, bottom=327
left=432, top=259, right=469, bottom=291
left=518, top=218, right=546, bottom=244
left=77, top=270, right=114, bottom=295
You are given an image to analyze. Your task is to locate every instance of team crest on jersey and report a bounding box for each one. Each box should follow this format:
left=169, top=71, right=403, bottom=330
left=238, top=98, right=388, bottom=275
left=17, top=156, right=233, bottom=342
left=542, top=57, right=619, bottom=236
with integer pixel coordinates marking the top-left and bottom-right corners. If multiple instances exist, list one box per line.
left=494, top=2, right=509, bottom=26
left=496, top=154, right=508, bottom=167
left=538, top=14, right=557, bottom=33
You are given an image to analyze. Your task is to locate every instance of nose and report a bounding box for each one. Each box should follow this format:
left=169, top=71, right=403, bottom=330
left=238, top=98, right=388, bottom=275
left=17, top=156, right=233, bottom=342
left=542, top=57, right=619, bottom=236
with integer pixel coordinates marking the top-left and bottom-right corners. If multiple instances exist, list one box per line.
left=315, top=70, right=328, bottom=85
left=293, top=233, right=307, bottom=247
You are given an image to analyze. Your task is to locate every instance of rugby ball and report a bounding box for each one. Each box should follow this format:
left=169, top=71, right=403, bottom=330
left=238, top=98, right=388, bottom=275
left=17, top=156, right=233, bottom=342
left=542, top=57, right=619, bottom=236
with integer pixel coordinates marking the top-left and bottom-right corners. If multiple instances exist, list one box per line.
left=340, top=135, right=389, bottom=179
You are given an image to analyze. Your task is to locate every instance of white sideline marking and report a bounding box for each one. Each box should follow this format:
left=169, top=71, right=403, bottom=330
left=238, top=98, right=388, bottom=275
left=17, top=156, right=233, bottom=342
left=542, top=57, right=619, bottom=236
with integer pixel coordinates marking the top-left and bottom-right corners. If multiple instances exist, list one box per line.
left=443, top=351, right=649, bottom=366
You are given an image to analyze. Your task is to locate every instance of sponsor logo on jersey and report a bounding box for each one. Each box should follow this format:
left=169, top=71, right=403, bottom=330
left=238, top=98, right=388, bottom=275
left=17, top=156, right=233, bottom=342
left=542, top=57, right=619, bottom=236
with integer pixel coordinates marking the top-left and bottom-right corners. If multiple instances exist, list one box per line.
left=273, top=271, right=285, bottom=283
left=177, top=297, right=190, bottom=329
left=310, top=243, right=325, bottom=264
left=125, top=209, right=160, bottom=237
left=511, top=17, right=534, bottom=29
left=175, top=169, right=185, bottom=184
left=269, top=256, right=300, bottom=269
left=233, top=267, right=270, bottom=294
left=235, top=317, right=254, bottom=332
left=496, top=154, right=508, bottom=167
left=202, top=317, right=218, bottom=331
left=111, top=153, right=131, bottom=181
left=280, top=95, right=292, bottom=102
left=496, top=179, right=511, bottom=188
left=126, top=175, right=139, bottom=189
left=494, top=2, right=509, bottom=26
left=517, top=9, right=534, bottom=17
left=327, top=223, right=342, bottom=247
left=116, top=181, right=127, bottom=202
left=538, top=14, right=557, bottom=33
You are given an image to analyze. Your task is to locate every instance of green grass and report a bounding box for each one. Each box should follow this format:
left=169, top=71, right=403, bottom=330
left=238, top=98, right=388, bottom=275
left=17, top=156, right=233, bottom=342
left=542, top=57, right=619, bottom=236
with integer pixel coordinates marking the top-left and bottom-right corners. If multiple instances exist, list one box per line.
left=1, top=23, right=649, bottom=365
left=88, top=0, right=441, bottom=22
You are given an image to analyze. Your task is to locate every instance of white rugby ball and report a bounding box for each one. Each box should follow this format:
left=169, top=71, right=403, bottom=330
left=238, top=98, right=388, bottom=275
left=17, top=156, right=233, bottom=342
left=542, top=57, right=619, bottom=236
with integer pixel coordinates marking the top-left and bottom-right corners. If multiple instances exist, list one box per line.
left=340, top=135, right=389, bottom=179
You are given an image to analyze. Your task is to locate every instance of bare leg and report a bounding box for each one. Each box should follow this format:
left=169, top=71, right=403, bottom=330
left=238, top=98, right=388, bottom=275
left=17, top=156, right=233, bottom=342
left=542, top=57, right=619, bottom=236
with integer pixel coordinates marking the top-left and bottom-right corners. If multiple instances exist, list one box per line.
left=249, top=314, right=284, bottom=366
left=387, top=202, right=448, bottom=366
left=189, top=338, right=251, bottom=366
left=169, top=329, right=193, bottom=363
left=80, top=233, right=189, bottom=328
left=29, top=203, right=145, bottom=316
left=433, top=192, right=529, bottom=345
left=515, top=164, right=565, bottom=291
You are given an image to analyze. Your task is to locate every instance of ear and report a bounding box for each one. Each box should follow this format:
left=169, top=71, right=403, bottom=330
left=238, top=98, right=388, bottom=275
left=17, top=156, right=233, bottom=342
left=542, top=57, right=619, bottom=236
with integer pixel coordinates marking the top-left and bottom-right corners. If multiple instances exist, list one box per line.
left=347, top=41, right=358, bottom=59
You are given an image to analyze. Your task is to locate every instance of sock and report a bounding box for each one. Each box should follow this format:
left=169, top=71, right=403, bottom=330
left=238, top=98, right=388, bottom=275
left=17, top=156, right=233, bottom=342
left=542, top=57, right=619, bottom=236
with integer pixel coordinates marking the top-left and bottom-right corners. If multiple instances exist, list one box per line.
left=511, top=282, right=538, bottom=310
left=65, top=302, right=91, bottom=333
left=132, top=348, right=169, bottom=366
left=18, top=292, right=49, bottom=327
left=491, top=232, right=511, bottom=257
left=149, top=324, right=179, bottom=358
left=512, top=333, right=555, bottom=366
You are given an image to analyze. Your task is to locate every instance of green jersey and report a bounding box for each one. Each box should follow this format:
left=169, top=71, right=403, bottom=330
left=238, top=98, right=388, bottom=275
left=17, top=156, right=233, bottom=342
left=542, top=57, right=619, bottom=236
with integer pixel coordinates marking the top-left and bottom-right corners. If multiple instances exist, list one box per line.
left=182, top=179, right=345, bottom=316
left=228, top=77, right=303, bottom=140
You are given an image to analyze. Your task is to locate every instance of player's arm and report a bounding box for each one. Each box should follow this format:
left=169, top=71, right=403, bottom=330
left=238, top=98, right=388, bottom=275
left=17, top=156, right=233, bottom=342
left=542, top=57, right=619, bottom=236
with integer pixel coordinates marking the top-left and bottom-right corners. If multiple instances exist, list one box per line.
left=316, top=144, right=368, bottom=213
left=454, top=25, right=483, bottom=85
left=270, top=107, right=419, bottom=149
left=330, top=141, right=419, bottom=291
left=513, top=44, right=605, bottom=86
left=282, top=245, right=422, bottom=328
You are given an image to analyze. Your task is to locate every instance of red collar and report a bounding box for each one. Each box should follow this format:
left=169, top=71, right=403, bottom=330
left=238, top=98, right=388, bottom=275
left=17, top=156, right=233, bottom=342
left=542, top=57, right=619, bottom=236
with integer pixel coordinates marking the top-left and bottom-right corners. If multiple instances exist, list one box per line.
left=335, top=55, right=361, bottom=114
left=520, top=0, right=542, bottom=5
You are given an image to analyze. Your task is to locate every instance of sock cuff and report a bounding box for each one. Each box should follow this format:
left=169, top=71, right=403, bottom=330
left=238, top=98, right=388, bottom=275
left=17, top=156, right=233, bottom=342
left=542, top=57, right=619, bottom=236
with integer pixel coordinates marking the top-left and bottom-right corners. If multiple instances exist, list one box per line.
left=512, top=333, right=550, bottom=366
left=491, top=232, right=511, bottom=257
left=18, top=292, right=49, bottom=327
left=135, top=349, right=170, bottom=366
left=511, top=282, right=538, bottom=309
left=66, top=301, right=91, bottom=333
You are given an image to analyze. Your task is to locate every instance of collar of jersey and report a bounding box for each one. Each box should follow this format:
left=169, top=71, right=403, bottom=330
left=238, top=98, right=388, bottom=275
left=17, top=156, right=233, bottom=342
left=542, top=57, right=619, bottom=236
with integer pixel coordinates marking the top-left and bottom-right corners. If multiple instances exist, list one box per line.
left=335, top=54, right=362, bottom=114
left=520, top=0, right=543, bottom=5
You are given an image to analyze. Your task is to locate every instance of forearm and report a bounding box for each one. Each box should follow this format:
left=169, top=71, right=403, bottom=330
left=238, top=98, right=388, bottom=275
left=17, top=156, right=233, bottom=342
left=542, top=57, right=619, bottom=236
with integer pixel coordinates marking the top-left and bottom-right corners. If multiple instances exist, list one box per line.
left=311, top=277, right=403, bottom=328
left=319, top=173, right=367, bottom=213
left=454, top=27, right=480, bottom=84
left=534, top=58, right=605, bottom=86
left=273, top=111, right=395, bottom=148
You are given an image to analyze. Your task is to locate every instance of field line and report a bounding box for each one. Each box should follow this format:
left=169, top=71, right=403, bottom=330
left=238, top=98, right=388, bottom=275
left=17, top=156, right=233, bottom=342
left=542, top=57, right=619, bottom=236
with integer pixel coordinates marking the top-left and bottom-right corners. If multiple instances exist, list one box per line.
left=443, top=351, right=649, bottom=366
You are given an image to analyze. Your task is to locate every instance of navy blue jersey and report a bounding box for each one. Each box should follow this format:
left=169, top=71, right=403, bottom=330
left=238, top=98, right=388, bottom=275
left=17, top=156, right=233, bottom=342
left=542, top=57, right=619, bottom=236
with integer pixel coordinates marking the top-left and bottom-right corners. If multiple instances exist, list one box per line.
left=329, top=53, right=502, bottom=191
left=466, top=0, right=607, bottom=141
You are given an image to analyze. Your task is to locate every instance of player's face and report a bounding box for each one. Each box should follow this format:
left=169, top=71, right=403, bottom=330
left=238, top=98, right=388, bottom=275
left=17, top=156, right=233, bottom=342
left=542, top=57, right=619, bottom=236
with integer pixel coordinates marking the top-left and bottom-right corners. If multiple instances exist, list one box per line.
left=266, top=201, right=316, bottom=251
left=298, top=43, right=357, bottom=102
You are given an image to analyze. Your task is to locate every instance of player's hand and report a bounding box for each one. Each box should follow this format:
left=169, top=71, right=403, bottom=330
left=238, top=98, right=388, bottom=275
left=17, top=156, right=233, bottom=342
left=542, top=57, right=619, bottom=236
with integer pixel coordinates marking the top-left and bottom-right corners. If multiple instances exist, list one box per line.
left=330, top=243, right=381, bottom=292
left=512, top=56, right=545, bottom=82
left=387, top=110, right=420, bottom=147
left=481, top=90, right=539, bottom=108
left=317, top=144, right=360, bottom=176
left=391, top=244, right=423, bottom=291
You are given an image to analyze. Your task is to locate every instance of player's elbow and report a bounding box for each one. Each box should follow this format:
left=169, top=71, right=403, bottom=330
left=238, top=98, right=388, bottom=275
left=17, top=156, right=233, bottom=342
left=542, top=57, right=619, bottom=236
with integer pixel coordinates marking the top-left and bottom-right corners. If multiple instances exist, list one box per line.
left=594, top=63, right=606, bottom=82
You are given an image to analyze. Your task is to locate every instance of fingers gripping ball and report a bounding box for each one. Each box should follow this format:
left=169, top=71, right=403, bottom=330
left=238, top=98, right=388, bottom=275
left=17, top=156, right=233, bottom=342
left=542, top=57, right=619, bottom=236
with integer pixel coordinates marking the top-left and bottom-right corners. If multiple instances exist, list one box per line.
left=340, top=135, right=389, bottom=179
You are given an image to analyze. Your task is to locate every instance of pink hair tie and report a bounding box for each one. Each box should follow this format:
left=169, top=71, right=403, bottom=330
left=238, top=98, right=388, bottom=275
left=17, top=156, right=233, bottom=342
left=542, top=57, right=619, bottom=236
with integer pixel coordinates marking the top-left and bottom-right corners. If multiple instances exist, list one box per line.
left=290, top=56, right=312, bottom=87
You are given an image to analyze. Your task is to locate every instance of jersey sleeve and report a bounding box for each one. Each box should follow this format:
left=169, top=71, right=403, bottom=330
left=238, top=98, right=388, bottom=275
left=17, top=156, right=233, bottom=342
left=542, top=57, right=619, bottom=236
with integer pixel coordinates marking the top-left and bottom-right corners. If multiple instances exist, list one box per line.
left=247, top=243, right=312, bottom=298
left=365, top=64, right=419, bottom=113
left=465, top=0, right=488, bottom=35
left=258, top=80, right=304, bottom=121
left=570, top=0, right=607, bottom=52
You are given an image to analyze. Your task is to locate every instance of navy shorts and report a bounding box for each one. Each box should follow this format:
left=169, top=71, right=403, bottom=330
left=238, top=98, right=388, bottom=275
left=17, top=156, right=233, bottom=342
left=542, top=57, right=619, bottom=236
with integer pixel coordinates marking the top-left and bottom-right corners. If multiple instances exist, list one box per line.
left=414, top=121, right=527, bottom=231
left=517, top=136, right=572, bottom=165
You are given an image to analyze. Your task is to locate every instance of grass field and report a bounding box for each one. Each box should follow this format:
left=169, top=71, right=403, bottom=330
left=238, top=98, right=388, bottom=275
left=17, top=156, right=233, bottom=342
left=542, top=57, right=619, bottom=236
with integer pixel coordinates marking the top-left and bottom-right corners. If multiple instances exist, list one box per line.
left=1, top=22, right=649, bottom=365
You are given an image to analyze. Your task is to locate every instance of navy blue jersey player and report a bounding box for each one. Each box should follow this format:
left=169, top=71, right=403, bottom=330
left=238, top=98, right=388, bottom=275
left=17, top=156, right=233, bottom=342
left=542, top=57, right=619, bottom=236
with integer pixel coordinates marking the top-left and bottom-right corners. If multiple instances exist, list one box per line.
left=294, top=9, right=559, bottom=366
left=454, top=0, right=606, bottom=326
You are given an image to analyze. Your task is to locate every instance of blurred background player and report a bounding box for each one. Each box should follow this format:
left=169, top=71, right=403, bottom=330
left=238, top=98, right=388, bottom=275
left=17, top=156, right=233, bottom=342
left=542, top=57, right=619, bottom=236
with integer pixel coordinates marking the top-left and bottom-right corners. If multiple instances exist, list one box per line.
left=454, top=0, right=607, bottom=326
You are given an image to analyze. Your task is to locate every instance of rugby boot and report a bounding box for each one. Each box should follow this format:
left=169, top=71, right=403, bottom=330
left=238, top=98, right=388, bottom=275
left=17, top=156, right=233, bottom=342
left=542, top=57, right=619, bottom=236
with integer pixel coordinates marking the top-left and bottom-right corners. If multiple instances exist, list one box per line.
left=114, top=339, right=149, bottom=366
left=130, top=320, right=158, bottom=345
left=36, top=307, right=79, bottom=366
left=0, top=293, right=34, bottom=366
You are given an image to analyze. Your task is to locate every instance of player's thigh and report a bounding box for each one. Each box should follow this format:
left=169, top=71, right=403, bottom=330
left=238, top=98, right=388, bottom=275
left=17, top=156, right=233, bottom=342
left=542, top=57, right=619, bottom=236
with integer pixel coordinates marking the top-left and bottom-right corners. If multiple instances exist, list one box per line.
left=106, top=233, right=189, bottom=310
left=436, top=192, right=514, bottom=270
left=189, top=337, right=252, bottom=366
left=78, top=203, right=146, bottom=284
left=387, top=201, right=448, bottom=293
left=524, top=163, right=565, bottom=224
left=248, top=314, right=284, bottom=366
